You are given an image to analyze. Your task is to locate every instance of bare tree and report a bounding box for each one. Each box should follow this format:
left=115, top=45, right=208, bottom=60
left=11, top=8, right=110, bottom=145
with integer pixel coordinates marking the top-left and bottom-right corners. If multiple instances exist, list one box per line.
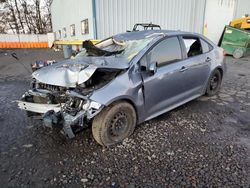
left=44, top=0, right=52, bottom=32
left=21, top=1, right=32, bottom=34
left=34, top=0, right=43, bottom=33
left=5, top=0, right=20, bottom=34
left=0, top=0, right=53, bottom=34
left=14, top=0, right=24, bottom=33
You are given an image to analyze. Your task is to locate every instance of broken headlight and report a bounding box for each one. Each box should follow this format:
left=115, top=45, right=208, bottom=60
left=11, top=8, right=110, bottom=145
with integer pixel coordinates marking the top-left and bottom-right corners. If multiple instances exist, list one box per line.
left=64, top=90, right=103, bottom=119
left=31, top=60, right=56, bottom=72
left=82, top=100, right=103, bottom=119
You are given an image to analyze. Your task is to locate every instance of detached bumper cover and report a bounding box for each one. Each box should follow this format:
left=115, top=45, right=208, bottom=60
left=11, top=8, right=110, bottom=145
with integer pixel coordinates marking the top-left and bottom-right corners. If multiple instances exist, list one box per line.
left=16, top=100, right=62, bottom=114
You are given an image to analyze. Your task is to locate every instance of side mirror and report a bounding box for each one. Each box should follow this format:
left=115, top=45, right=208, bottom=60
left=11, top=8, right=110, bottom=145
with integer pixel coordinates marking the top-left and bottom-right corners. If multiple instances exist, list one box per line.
left=149, top=62, right=157, bottom=75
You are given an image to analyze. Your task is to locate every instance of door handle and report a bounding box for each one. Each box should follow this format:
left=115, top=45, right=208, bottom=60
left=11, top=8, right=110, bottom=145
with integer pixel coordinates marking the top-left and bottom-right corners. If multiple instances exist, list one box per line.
left=205, top=57, right=211, bottom=62
left=179, top=66, right=188, bottom=72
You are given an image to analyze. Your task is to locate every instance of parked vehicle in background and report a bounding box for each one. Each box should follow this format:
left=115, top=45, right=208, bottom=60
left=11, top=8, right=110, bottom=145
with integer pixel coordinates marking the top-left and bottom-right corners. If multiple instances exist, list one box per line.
left=17, top=30, right=226, bottom=146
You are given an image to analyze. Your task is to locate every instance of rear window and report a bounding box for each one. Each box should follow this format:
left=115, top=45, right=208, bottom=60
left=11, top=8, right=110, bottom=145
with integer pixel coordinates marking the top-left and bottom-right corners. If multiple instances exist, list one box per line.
left=200, top=39, right=213, bottom=53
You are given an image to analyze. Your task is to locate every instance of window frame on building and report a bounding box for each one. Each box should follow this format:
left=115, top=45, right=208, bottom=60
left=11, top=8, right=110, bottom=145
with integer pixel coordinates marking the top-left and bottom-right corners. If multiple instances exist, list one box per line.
left=81, top=19, right=89, bottom=35
left=57, top=30, right=61, bottom=39
left=70, top=24, right=76, bottom=37
left=62, top=27, right=67, bottom=38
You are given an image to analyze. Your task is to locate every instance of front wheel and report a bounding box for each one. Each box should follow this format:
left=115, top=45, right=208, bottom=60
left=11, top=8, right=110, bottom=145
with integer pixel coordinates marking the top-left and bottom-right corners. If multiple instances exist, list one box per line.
left=92, top=102, right=136, bottom=146
left=206, top=69, right=222, bottom=96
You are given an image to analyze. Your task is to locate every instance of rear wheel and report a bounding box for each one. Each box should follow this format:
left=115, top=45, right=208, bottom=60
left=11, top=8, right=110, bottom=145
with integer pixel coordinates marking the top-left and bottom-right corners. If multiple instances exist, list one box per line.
left=206, top=69, right=222, bottom=96
left=92, top=102, right=136, bottom=146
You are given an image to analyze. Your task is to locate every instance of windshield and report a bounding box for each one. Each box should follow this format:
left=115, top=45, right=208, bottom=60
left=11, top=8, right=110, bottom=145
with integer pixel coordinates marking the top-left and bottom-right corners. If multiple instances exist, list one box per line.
left=75, top=37, right=154, bottom=61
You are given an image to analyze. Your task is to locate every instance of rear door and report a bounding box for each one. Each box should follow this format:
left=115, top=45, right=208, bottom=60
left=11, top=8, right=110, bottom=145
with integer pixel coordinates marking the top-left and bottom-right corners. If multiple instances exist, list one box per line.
left=179, top=36, right=212, bottom=97
left=140, top=36, right=191, bottom=119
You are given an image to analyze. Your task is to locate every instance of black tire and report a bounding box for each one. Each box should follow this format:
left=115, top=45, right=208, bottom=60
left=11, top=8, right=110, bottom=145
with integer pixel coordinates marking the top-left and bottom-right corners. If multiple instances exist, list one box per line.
left=92, top=101, right=136, bottom=146
left=206, top=69, right=222, bottom=96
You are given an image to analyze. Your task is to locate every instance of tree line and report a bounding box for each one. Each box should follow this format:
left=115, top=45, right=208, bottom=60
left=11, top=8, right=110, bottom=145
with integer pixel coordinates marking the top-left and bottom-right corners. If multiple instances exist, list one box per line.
left=0, top=0, right=52, bottom=34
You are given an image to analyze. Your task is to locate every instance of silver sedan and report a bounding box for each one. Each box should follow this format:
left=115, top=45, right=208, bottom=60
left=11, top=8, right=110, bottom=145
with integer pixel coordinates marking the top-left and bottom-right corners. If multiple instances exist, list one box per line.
left=17, top=30, right=226, bottom=146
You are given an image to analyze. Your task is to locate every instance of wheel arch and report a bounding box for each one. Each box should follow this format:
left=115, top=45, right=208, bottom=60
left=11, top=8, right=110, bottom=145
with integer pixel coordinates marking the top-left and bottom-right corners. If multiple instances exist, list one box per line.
left=203, top=66, right=223, bottom=94
left=217, top=66, right=223, bottom=78
left=92, top=97, right=138, bottom=146
left=105, top=97, right=139, bottom=124
left=204, top=66, right=223, bottom=96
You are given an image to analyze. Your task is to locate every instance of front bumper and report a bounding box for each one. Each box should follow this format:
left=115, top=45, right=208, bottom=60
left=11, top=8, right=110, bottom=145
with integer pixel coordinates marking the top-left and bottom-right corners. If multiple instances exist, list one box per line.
left=16, top=100, right=62, bottom=114
left=17, top=89, right=103, bottom=138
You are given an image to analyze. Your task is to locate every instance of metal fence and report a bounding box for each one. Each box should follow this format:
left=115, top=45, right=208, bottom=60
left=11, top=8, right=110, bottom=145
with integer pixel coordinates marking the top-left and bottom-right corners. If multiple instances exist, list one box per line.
left=0, top=34, right=49, bottom=48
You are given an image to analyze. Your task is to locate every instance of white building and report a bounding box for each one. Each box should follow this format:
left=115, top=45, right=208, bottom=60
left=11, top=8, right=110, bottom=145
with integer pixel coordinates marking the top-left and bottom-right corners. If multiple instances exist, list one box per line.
left=51, top=0, right=250, bottom=44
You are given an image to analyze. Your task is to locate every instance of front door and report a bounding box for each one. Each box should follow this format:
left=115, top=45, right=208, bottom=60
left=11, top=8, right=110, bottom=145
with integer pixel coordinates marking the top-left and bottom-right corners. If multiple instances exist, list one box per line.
left=140, top=37, right=191, bottom=119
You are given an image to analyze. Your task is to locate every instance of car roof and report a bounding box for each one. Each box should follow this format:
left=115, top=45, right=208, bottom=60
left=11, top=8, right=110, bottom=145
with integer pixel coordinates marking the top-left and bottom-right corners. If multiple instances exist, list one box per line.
left=113, top=30, right=197, bottom=40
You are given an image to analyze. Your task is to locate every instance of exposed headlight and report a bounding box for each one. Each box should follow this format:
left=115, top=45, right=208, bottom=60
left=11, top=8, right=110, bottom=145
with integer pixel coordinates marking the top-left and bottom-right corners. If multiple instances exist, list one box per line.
left=82, top=100, right=103, bottom=119
left=82, top=100, right=102, bottom=110
left=89, top=101, right=102, bottom=109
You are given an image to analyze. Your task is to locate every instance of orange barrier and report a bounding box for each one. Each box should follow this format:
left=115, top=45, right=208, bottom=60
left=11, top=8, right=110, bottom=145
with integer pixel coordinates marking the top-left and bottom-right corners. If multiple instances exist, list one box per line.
left=0, top=41, right=48, bottom=48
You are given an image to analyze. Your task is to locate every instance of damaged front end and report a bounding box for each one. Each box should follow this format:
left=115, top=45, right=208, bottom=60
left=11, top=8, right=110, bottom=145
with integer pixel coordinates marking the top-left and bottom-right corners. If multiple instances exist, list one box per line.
left=17, top=83, right=104, bottom=138
left=17, top=57, right=126, bottom=138
left=17, top=36, right=154, bottom=139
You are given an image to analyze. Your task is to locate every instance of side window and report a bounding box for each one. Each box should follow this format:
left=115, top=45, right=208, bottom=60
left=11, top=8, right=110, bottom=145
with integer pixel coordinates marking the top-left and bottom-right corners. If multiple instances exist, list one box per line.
left=140, top=54, right=148, bottom=71
left=81, top=19, right=89, bottom=34
left=200, top=39, right=212, bottom=53
left=149, top=37, right=182, bottom=67
left=183, top=37, right=202, bottom=57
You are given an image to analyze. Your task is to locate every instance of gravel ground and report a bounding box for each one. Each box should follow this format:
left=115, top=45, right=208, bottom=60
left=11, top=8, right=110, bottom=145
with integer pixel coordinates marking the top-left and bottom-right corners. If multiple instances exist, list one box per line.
left=0, top=49, right=250, bottom=187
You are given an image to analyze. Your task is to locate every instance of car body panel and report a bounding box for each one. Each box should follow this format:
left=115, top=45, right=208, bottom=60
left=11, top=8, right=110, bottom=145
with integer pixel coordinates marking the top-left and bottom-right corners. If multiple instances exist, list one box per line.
left=89, top=66, right=146, bottom=123
left=32, top=56, right=130, bottom=87
left=141, top=60, right=192, bottom=117
left=180, top=54, right=211, bottom=95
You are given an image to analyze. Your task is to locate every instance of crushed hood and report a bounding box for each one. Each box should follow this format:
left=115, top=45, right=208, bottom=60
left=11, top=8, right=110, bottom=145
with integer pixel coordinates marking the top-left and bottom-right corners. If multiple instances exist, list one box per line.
left=32, top=56, right=129, bottom=87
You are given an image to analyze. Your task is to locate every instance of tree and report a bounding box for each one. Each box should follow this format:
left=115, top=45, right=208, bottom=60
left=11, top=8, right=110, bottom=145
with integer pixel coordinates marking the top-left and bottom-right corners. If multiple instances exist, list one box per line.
left=0, top=0, right=53, bottom=34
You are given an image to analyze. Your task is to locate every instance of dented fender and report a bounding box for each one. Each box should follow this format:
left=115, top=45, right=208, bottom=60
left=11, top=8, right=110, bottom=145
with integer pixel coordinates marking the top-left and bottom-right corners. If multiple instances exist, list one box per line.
left=89, top=67, right=146, bottom=123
